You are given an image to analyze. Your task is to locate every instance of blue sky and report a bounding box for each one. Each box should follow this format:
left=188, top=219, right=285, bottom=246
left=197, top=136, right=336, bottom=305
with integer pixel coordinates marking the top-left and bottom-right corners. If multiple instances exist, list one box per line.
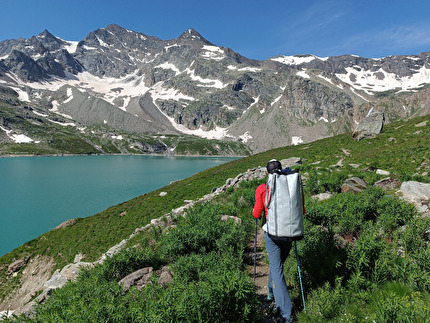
left=1, top=0, right=430, bottom=60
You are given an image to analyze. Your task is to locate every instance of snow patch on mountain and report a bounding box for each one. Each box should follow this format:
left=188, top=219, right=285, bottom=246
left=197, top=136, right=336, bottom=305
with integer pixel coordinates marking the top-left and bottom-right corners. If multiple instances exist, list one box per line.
left=227, top=65, right=262, bottom=72
left=63, top=40, right=79, bottom=54
left=271, top=55, right=328, bottom=65
left=150, top=93, right=228, bottom=139
left=336, top=65, right=430, bottom=94
left=64, top=88, right=74, bottom=103
left=271, top=94, right=282, bottom=106
left=48, top=119, right=76, bottom=127
left=317, top=74, right=335, bottom=85
left=0, top=126, right=34, bottom=143
left=291, top=136, right=303, bottom=145
left=350, top=88, right=369, bottom=102
left=14, top=70, right=150, bottom=107
left=238, top=131, right=252, bottom=143
left=243, top=96, right=260, bottom=114
left=296, top=70, right=310, bottom=79
left=10, top=87, right=30, bottom=102
left=185, top=67, right=227, bottom=88
left=50, top=100, right=73, bottom=119
left=150, top=82, right=196, bottom=102
left=155, top=62, right=181, bottom=75
left=201, top=45, right=225, bottom=61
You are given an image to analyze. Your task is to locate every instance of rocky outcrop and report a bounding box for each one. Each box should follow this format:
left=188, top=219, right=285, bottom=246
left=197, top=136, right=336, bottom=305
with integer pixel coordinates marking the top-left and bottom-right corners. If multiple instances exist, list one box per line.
left=2, top=50, right=49, bottom=82
left=398, top=181, right=430, bottom=215
left=341, top=177, right=368, bottom=194
left=118, top=267, right=154, bottom=293
left=374, top=177, right=402, bottom=191
left=353, top=110, right=385, bottom=140
left=118, top=266, right=172, bottom=294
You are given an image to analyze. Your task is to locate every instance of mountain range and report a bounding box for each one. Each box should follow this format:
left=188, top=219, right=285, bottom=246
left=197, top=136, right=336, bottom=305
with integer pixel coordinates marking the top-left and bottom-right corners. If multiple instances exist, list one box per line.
left=1, top=24, right=429, bottom=154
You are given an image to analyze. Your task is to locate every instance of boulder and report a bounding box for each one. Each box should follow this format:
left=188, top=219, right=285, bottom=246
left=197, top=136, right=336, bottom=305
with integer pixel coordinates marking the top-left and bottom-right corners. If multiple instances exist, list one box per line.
left=399, top=181, right=430, bottom=204
left=54, top=219, right=76, bottom=230
left=353, top=110, right=384, bottom=140
left=118, top=267, right=153, bottom=293
left=341, top=177, right=367, bottom=194
left=220, top=215, right=242, bottom=224
left=376, top=169, right=390, bottom=176
left=157, top=266, right=173, bottom=286
left=374, top=177, right=401, bottom=191
left=7, top=259, right=27, bottom=275
left=43, top=262, right=93, bottom=290
left=415, top=121, right=428, bottom=127
left=312, top=192, right=333, bottom=201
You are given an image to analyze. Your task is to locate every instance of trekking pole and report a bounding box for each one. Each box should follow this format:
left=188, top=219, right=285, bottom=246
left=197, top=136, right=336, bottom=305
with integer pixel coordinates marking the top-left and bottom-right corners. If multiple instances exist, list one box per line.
left=253, top=218, right=257, bottom=282
left=295, top=241, right=306, bottom=312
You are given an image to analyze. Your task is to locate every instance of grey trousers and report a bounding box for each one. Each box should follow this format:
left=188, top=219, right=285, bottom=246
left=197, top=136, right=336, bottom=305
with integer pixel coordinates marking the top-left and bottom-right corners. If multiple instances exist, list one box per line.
left=265, top=232, right=293, bottom=322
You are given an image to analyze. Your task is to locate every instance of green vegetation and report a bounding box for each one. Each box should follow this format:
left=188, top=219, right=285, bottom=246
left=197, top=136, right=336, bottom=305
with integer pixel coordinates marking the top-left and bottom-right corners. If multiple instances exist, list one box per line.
left=1, top=115, right=429, bottom=321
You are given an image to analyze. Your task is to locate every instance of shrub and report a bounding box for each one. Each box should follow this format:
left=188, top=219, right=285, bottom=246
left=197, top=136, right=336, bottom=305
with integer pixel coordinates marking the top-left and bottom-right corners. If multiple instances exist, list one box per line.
left=297, top=222, right=348, bottom=291
left=160, top=203, right=247, bottom=260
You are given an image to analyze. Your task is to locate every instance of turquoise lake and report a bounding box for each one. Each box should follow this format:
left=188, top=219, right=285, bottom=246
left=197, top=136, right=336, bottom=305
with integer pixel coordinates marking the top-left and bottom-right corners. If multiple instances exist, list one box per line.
left=0, top=155, right=237, bottom=257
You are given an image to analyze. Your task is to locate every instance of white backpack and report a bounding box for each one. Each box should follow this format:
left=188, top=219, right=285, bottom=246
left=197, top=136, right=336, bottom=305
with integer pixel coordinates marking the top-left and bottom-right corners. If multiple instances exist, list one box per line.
left=264, top=169, right=304, bottom=240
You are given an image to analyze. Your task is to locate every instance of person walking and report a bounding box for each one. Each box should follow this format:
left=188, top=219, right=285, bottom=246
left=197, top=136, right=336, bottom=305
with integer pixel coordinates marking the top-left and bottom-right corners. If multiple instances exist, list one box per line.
left=252, top=159, right=294, bottom=322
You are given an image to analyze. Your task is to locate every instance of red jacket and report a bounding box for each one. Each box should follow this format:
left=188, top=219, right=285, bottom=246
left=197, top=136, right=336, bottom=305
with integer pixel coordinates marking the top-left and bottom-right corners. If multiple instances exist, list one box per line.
left=253, top=183, right=267, bottom=219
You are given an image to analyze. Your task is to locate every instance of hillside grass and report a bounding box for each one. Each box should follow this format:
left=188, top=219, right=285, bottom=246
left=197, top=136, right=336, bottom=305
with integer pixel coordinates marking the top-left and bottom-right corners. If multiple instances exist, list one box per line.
left=1, top=115, right=429, bottom=321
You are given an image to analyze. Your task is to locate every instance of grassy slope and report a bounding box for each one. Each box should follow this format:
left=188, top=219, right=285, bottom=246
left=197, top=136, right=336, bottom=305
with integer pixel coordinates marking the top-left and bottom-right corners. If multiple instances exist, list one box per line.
left=0, top=115, right=429, bottom=310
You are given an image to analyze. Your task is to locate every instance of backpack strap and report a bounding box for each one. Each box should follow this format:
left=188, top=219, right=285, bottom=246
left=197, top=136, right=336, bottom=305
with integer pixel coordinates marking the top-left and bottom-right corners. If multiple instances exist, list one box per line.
left=264, top=173, right=276, bottom=209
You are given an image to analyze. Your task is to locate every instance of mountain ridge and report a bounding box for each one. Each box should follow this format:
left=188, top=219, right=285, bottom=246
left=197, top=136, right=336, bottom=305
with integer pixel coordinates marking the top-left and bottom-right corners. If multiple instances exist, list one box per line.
left=0, top=25, right=429, bottom=154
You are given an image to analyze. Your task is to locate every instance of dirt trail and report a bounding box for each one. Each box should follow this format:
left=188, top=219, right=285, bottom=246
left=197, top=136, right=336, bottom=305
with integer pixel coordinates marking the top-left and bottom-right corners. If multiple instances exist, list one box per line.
left=247, top=227, right=284, bottom=322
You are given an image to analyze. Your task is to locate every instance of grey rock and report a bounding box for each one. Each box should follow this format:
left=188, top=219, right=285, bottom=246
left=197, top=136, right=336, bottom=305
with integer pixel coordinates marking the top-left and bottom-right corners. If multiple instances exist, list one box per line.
left=313, top=192, right=333, bottom=201
left=341, top=177, right=368, bottom=194
left=118, top=267, right=153, bottom=293
left=415, top=121, right=428, bottom=127
left=54, top=218, right=76, bottom=230
left=43, top=262, right=93, bottom=290
left=353, top=110, right=385, bottom=140
left=399, top=181, right=430, bottom=204
left=220, top=215, right=242, bottom=224
left=157, top=266, right=173, bottom=286
left=376, top=169, right=390, bottom=176
left=3, top=50, right=49, bottom=82
left=7, top=258, right=27, bottom=274
left=374, top=177, right=401, bottom=191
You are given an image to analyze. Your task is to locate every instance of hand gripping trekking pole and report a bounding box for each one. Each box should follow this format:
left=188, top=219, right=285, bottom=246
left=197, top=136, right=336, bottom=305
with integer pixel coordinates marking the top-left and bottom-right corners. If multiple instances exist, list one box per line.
left=295, top=241, right=306, bottom=312
left=253, top=218, right=257, bottom=282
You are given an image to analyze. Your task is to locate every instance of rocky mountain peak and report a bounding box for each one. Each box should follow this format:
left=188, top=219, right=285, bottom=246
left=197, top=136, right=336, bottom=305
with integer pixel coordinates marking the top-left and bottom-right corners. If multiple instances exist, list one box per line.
left=176, top=28, right=213, bottom=46
left=29, top=29, right=65, bottom=52
left=37, top=29, right=57, bottom=40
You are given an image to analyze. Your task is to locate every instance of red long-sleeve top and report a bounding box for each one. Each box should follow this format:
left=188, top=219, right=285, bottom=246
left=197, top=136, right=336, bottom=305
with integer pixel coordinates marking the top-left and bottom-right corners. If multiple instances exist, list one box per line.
left=252, top=183, right=267, bottom=219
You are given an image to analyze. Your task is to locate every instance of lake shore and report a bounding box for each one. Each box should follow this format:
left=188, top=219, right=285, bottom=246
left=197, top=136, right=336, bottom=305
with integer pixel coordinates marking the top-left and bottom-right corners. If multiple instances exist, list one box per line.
left=0, top=152, right=246, bottom=158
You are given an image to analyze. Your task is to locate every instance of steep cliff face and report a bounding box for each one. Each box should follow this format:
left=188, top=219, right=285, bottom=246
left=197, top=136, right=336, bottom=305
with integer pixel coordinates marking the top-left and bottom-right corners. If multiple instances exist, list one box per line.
left=0, top=25, right=429, bottom=153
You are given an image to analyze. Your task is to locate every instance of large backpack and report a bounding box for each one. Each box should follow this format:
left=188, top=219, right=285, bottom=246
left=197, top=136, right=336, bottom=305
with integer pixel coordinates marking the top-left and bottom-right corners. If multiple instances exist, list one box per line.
left=264, top=169, right=304, bottom=240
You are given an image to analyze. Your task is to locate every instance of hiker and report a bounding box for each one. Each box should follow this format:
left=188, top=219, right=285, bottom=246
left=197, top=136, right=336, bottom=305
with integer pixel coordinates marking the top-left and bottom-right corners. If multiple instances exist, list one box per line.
left=253, top=159, right=303, bottom=323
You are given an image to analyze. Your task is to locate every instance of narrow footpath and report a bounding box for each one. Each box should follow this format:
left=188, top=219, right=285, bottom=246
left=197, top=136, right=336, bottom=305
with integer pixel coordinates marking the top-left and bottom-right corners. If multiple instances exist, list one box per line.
left=247, top=226, right=286, bottom=323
